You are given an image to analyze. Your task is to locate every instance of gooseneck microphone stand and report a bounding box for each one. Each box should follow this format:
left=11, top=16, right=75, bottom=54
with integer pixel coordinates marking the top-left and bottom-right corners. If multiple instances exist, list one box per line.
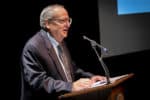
left=90, top=42, right=110, bottom=84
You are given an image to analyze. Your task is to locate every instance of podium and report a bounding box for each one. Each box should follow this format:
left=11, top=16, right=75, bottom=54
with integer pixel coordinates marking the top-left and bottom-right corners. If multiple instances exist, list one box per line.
left=58, top=73, right=134, bottom=100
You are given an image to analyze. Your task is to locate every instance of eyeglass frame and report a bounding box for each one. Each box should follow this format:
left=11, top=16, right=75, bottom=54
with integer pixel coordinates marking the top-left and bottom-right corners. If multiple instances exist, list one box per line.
left=48, top=17, right=72, bottom=25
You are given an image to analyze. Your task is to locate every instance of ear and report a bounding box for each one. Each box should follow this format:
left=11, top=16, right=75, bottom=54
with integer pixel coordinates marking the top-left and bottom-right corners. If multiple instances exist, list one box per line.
left=45, top=20, right=50, bottom=29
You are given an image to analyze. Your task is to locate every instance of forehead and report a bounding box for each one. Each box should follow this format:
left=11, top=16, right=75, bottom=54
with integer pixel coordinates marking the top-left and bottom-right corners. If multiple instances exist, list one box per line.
left=52, top=7, right=69, bottom=18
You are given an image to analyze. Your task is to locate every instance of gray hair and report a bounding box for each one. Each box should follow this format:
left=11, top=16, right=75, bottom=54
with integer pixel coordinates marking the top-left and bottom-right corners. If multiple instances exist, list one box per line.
left=40, top=4, right=65, bottom=29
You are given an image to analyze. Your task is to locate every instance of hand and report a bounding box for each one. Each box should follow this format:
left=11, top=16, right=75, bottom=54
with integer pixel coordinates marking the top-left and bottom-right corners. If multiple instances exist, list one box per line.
left=90, top=75, right=106, bottom=84
left=72, top=78, right=92, bottom=92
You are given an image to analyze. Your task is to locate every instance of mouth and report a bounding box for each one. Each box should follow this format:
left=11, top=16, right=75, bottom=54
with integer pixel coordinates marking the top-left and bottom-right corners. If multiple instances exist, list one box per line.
left=63, top=28, right=68, bottom=32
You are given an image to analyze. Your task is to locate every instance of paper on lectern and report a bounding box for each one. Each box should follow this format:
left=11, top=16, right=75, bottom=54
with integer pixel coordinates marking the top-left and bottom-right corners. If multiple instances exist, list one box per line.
left=91, top=74, right=129, bottom=88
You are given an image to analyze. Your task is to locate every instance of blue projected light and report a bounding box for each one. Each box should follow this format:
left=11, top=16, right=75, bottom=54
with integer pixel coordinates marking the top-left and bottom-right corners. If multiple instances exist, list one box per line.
left=117, top=0, right=150, bottom=15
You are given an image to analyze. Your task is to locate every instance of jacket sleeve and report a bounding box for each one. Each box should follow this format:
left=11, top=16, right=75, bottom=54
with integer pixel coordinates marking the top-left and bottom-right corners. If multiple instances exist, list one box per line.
left=21, top=44, right=72, bottom=94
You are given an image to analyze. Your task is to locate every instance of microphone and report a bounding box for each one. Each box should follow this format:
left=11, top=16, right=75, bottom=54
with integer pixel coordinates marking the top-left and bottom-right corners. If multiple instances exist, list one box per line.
left=83, top=35, right=108, bottom=53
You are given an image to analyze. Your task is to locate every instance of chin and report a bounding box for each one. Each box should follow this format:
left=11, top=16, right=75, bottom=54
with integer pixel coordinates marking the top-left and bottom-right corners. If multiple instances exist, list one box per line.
left=63, top=33, right=68, bottom=37
left=64, top=34, right=68, bottom=38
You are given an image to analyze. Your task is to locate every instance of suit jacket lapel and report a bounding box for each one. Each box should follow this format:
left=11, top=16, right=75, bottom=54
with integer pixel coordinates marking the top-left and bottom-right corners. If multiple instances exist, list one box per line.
left=40, top=29, right=68, bottom=81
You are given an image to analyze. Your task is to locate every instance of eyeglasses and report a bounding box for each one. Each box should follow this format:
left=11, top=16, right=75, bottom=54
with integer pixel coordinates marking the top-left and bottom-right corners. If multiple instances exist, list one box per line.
left=50, top=17, right=72, bottom=25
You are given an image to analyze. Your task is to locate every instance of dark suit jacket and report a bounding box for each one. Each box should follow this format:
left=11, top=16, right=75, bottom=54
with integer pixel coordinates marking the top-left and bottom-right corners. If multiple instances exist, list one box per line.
left=20, top=29, right=94, bottom=100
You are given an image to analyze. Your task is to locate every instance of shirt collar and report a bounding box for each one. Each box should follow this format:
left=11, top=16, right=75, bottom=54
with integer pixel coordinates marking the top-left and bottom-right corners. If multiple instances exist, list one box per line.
left=47, top=32, right=59, bottom=48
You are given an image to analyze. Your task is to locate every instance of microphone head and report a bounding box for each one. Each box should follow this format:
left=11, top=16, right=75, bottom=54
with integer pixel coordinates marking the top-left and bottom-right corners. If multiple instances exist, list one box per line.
left=83, top=35, right=87, bottom=40
left=101, top=47, right=109, bottom=54
left=103, top=48, right=108, bottom=52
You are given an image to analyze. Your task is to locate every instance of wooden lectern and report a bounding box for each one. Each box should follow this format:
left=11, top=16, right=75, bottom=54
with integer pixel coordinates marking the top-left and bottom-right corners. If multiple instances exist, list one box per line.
left=58, top=73, right=134, bottom=100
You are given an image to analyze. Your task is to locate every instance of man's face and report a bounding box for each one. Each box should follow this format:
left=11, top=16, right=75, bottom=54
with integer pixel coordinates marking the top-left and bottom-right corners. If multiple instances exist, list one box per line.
left=46, top=8, right=72, bottom=43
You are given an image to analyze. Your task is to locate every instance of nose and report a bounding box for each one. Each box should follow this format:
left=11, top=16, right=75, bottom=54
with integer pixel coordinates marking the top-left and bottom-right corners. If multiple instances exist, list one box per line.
left=64, top=21, right=71, bottom=28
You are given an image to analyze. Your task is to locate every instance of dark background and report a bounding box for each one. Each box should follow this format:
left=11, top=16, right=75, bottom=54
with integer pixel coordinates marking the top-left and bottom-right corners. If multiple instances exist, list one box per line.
left=3, top=0, right=150, bottom=100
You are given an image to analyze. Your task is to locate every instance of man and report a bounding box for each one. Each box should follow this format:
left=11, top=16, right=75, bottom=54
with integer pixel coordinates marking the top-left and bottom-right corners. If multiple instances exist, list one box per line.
left=20, top=4, right=105, bottom=100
